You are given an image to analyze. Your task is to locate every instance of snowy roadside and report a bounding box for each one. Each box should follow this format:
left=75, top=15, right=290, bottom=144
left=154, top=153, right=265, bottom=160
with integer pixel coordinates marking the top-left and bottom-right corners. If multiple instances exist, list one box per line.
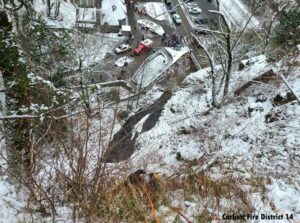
left=219, top=0, right=261, bottom=30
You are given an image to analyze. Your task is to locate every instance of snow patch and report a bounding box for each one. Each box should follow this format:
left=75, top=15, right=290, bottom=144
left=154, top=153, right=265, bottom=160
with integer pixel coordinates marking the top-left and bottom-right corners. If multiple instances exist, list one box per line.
left=144, top=2, right=168, bottom=21
left=77, top=7, right=97, bottom=23
left=101, top=0, right=127, bottom=26
left=34, top=0, right=77, bottom=29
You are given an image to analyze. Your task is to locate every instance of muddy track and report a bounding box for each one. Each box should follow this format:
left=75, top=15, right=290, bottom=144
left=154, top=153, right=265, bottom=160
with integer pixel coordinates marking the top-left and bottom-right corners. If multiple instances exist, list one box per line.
left=105, top=91, right=172, bottom=162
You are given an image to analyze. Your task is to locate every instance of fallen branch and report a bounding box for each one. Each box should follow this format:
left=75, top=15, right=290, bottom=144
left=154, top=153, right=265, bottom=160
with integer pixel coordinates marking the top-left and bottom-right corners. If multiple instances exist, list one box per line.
left=141, top=184, right=159, bottom=223
left=0, top=114, right=38, bottom=120
left=171, top=207, right=193, bottom=223
left=278, top=73, right=300, bottom=104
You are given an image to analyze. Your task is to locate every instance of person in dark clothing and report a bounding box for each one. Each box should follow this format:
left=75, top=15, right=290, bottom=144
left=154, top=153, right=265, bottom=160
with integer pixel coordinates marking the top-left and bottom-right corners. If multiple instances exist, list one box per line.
left=128, top=169, right=146, bottom=186
left=141, top=35, right=144, bottom=41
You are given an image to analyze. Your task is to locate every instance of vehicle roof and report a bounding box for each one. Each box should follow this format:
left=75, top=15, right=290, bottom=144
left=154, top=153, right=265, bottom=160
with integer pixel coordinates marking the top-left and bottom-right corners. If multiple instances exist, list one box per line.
left=141, top=39, right=153, bottom=46
left=187, top=2, right=197, bottom=6
left=121, top=25, right=131, bottom=32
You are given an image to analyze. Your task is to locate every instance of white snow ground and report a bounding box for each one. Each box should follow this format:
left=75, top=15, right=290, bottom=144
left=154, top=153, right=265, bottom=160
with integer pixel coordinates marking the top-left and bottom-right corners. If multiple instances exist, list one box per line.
left=101, top=0, right=127, bottom=26
left=136, top=2, right=175, bottom=29
left=143, top=2, right=169, bottom=21
left=34, top=0, right=77, bottom=29
left=0, top=179, right=26, bottom=223
left=77, top=7, right=97, bottom=23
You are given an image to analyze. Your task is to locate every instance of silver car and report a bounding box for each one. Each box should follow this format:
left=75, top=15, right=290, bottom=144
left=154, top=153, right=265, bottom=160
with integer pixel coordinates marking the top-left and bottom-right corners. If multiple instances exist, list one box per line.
left=188, top=7, right=202, bottom=14
left=186, top=2, right=198, bottom=8
left=173, top=14, right=182, bottom=24
left=114, top=44, right=132, bottom=54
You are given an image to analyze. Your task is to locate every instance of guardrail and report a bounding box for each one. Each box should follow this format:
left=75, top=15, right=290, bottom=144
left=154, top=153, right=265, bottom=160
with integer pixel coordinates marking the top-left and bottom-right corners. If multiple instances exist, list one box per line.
left=131, top=48, right=172, bottom=88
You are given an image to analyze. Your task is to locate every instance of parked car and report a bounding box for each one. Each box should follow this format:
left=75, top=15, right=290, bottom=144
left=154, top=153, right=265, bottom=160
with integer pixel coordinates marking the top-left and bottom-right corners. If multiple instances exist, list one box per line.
left=186, top=2, right=198, bottom=8
left=173, top=14, right=182, bottom=24
left=114, top=56, right=133, bottom=67
left=188, top=7, right=202, bottom=14
left=115, top=44, right=132, bottom=54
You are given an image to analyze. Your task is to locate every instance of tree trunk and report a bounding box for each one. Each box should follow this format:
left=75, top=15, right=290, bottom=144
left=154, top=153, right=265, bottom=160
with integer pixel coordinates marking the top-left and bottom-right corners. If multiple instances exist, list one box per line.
left=55, top=0, right=60, bottom=18
left=47, top=0, right=51, bottom=17
left=223, top=33, right=232, bottom=98
left=0, top=10, right=32, bottom=182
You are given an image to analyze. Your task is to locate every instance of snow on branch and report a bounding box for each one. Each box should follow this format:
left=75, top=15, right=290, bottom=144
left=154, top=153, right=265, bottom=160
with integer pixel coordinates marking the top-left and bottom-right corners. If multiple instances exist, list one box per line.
left=0, top=114, right=38, bottom=120
left=73, top=80, right=136, bottom=93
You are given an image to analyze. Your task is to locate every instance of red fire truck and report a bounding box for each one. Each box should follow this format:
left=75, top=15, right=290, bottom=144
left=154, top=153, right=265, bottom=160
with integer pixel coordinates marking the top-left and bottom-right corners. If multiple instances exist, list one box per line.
left=133, top=39, right=153, bottom=55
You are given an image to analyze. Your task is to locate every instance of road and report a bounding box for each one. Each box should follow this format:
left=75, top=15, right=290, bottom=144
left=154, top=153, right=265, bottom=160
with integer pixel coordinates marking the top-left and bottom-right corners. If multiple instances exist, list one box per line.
left=170, top=0, right=218, bottom=68
left=122, top=0, right=218, bottom=75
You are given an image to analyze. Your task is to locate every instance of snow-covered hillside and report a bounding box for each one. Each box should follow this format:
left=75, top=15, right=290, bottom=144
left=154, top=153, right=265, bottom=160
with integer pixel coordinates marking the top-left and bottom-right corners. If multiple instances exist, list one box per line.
left=129, top=54, right=300, bottom=221
left=0, top=0, right=299, bottom=221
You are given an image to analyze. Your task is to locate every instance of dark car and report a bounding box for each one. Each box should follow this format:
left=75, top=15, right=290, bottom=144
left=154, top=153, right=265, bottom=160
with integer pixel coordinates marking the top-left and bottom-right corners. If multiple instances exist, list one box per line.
left=194, top=17, right=208, bottom=25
